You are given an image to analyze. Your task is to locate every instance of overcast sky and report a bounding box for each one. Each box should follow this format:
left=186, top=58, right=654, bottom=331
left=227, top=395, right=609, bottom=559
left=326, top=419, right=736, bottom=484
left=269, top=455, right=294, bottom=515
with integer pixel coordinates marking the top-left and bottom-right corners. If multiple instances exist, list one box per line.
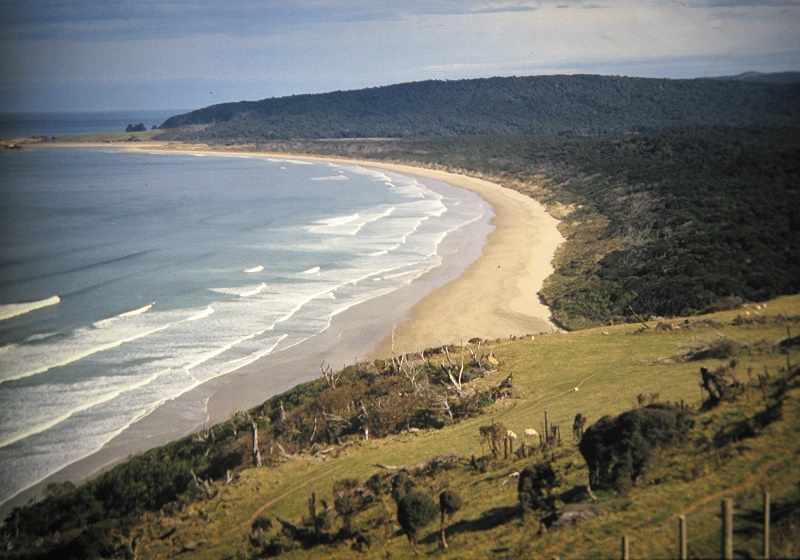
left=1, top=0, right=799, bottom=112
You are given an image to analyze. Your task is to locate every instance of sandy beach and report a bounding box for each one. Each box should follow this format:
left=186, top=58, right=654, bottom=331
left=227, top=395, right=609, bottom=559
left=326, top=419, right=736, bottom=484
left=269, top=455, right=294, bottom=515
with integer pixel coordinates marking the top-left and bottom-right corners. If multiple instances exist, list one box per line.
left=127, top=144, right=565, bottom=354
left=1, top=142, right=562, bottom=517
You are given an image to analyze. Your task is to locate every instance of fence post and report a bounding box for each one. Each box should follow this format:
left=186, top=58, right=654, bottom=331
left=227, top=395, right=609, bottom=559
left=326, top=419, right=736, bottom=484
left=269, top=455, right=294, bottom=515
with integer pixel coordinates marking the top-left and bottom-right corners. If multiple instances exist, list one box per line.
left=722, top=499, right=733, bottom=560
left=763, top=492, right=770, bottom=560
left=679, top=515, right=687, bottom=560
left=621, top=535, right=629, bottom=560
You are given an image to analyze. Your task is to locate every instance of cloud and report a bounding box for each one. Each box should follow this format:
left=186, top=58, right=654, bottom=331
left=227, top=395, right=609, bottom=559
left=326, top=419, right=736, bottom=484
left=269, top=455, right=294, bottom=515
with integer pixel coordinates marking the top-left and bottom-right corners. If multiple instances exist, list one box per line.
left=1, top=0, right=798, bottom=111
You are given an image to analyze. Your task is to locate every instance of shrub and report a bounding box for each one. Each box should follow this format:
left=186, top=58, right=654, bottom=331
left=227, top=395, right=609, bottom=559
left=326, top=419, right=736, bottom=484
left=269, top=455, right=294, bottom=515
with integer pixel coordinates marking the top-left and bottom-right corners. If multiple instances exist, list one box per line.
left=578, top=404, right=692, bottom=492
left=391, top=472, right=415, bottom=503
left=439, top=489, right=463, bottom=548
left=397, top=490, right=438, bottom=553
left=252, top=515, right=273, bottom=532
left=333, top=478, right=374, bottom=534
left=518, top=461, right=561, bottom=517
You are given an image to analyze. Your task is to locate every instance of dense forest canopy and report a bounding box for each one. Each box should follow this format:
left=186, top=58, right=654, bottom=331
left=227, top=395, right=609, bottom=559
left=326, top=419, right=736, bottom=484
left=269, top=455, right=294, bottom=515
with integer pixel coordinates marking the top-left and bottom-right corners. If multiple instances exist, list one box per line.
left=157, top=74, right=800, bottom=141
left=155, top=73, right=800, bottom=328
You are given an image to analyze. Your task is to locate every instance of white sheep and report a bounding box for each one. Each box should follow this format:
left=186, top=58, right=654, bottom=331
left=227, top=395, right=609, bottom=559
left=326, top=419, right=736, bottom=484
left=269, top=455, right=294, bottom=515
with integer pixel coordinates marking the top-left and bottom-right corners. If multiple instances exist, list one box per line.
left=524, top=428, right=538, bottom=439
left=506, top=430, right=518, bottom=440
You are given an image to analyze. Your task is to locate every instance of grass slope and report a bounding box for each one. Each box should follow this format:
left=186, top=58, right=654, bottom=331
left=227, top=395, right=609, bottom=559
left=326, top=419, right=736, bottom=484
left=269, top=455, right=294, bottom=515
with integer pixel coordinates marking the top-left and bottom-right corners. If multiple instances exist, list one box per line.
left=127, top=296, right=800, bottom=559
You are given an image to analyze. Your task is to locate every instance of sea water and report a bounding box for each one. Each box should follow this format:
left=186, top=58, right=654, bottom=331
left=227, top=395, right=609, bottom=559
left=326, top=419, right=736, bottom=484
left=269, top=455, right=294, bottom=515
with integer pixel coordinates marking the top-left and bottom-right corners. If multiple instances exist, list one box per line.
left=0, top=146, right=491, bottom=508
left=0, top=109, right=188, bottom=139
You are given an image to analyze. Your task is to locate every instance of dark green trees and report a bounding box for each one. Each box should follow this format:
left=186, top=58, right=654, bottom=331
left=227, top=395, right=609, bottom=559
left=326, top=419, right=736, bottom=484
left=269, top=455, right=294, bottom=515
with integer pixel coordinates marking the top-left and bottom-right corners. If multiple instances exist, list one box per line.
left=518, top=461, right=562, bottom=518
left=396, top=490, right=438, bottom=554
left=439, top=489, right=463, bottom=548
left=578, top=404, right=692, bottom=492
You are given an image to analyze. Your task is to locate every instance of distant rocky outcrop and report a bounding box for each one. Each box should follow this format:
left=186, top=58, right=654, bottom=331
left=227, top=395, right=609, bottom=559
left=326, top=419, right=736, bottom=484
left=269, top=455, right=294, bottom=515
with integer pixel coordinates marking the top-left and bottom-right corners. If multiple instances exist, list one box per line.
left=125, top=123, right=147, bottom=132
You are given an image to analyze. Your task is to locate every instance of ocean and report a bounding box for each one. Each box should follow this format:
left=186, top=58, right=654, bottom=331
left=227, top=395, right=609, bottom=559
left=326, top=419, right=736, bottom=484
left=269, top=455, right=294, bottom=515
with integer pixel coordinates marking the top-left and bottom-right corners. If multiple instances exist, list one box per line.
left=0, top=141, right=492, bottom=510
left=0, top=109, right=188, bottom=139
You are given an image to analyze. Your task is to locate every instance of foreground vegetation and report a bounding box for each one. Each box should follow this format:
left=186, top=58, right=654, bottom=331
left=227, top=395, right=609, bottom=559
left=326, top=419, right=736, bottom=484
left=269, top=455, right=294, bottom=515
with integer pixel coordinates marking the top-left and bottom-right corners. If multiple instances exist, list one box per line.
left=3, top=295, right=799, bottom=559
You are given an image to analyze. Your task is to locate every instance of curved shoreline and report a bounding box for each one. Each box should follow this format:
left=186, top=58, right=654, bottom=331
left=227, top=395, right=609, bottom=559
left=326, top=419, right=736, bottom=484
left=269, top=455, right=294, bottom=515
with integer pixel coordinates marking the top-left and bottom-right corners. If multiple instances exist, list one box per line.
left=1, top=142, right=562, bottom=517
left=34, top=142, right=563, bottom=352
left=128, top=144, right=565, bottom=353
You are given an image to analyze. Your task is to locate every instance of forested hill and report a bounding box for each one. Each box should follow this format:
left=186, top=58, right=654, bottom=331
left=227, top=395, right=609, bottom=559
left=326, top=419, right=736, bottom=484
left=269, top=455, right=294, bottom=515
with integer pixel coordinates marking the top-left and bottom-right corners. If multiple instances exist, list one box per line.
left=157, top=74, right=800, bottom=141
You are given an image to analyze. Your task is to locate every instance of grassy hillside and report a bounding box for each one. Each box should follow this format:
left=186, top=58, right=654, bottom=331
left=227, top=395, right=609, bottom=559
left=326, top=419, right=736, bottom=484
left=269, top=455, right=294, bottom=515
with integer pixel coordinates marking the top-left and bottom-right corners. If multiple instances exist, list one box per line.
left=155, top=75, right=800, bottom=140
left=3, top=295, right=799, bottom=559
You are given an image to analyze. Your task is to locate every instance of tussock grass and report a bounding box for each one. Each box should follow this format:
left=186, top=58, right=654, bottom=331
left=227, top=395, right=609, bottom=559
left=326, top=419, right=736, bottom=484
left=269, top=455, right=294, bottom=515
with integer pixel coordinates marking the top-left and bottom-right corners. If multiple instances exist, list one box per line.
left=5, top=296, right=797, bottom=558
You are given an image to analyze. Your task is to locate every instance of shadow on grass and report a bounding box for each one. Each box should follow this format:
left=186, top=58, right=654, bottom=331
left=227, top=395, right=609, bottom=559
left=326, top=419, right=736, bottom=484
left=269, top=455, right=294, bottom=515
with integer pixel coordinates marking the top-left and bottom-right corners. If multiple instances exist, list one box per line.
left=419, top=505, right=522, bottom=546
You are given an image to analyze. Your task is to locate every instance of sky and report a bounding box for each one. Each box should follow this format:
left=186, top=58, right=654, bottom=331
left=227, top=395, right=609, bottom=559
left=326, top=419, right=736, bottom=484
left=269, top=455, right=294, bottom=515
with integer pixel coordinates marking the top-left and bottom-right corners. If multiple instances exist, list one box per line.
left=1, top=0, right=799, bottom=112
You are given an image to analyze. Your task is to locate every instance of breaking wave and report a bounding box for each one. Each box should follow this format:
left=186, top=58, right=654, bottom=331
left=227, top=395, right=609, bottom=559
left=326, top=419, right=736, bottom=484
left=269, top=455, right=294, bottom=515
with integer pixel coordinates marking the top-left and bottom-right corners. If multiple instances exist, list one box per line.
left=0, top=296, right=60, bottom=322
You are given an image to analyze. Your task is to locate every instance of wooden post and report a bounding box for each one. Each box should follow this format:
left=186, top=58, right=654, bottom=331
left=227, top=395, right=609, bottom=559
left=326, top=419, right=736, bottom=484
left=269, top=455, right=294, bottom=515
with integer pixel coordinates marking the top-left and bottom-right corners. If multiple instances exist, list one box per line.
left=763, top=492, right=770, bottom=560
left=544, top=410, right=549, bottom=445
left=722, top=499, right=733, bottom=560
left=679, top=515, right=687, bottom=560
left=621, top=535, right=629, bottom=560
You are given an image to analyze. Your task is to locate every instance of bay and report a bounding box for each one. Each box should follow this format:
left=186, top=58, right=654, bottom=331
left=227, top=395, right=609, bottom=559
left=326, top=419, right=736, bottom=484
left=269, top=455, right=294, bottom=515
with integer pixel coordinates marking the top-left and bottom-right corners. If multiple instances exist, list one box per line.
left=0, top=146, right=491, bottom=508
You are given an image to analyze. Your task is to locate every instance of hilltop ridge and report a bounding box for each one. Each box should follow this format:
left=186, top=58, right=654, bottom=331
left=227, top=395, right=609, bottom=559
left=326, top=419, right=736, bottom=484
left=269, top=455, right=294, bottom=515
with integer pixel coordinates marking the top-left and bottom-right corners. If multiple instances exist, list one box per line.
left=157, top=74, right=800, bottom=141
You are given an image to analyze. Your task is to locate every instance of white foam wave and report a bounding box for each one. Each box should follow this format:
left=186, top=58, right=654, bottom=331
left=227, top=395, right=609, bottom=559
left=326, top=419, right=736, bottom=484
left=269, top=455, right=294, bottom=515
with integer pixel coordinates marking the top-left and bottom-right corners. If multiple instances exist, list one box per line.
left=0, top=396, right=158, bottom=508
left=301, top=266, right=321, bottom=275
left=309, top=207, right=396, bottom=236
left=244, top=265, right=264, bottom=273
left=23, top=332, right=60, bottom=343
left=0, top=296, right=61, bottom=322
left=267, top=158, right=314, bottom=166
left=188, top=306, right=215, bottom=321
left=311, top=175, right=348, bottom=181
left=239, top=283, right=267, bottom=297
left=0, top=305, right=217, bottom=384
left=313, top=213, right=360, bottom=227
left=0, top=370, right=165, bottom=450
left=94, top=303, right=154, bottom=328
left=209, top=283, right=267, bottom=297
left=0, top=323, right=174, bottom=385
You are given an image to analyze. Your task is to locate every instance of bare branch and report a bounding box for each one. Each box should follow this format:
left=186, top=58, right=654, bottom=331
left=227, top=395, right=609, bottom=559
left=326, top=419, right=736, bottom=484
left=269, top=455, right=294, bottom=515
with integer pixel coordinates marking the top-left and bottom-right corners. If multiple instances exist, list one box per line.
left=375, top=452, right=458, bottom=473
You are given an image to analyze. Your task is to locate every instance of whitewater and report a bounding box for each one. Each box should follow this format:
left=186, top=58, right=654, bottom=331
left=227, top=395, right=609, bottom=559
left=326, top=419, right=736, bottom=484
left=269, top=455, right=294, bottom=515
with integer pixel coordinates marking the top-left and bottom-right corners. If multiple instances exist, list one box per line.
left=0, top=147, right=491, bottom=509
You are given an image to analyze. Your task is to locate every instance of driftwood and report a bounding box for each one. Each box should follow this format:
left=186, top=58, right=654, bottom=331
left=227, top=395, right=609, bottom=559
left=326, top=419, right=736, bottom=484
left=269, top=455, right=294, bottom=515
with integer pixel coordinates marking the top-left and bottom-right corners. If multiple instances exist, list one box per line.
left=252, top=421, right=262, bottom=467
left=275, top=441, right=297, bottom=460
left=628, top=305, right=650, bottom=329
left=375, top=452, right=458, bottom=474
left=322, top=412, right=350, bottom=425
left=443, top=360, right=467, bottom=398
left=190, top=469, right=217, bottom=500
left=321, top=361, right=341, bottom=389
left=700, top=364, right=739, bottom=407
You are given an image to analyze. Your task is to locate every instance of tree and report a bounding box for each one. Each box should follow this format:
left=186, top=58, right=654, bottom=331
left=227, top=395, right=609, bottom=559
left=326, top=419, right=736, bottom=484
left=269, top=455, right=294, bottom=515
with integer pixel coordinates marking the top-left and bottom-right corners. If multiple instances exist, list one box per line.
left=479, top=421, right=507, bottom=458
left=439, top=489, right=463, bottom=548
left=578, top=404, right=692, bottom=492
left=397, top=490, right=438, bottom=554
left=333, top=478, right=374, bottom=535
left=518, top=461, right=562, bottom=518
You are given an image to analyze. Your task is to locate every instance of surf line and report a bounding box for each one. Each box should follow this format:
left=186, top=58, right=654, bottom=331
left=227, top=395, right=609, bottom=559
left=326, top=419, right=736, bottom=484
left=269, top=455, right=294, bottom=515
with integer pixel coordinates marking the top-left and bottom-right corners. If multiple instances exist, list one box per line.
left=0, top=296, right=61, bottom=322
